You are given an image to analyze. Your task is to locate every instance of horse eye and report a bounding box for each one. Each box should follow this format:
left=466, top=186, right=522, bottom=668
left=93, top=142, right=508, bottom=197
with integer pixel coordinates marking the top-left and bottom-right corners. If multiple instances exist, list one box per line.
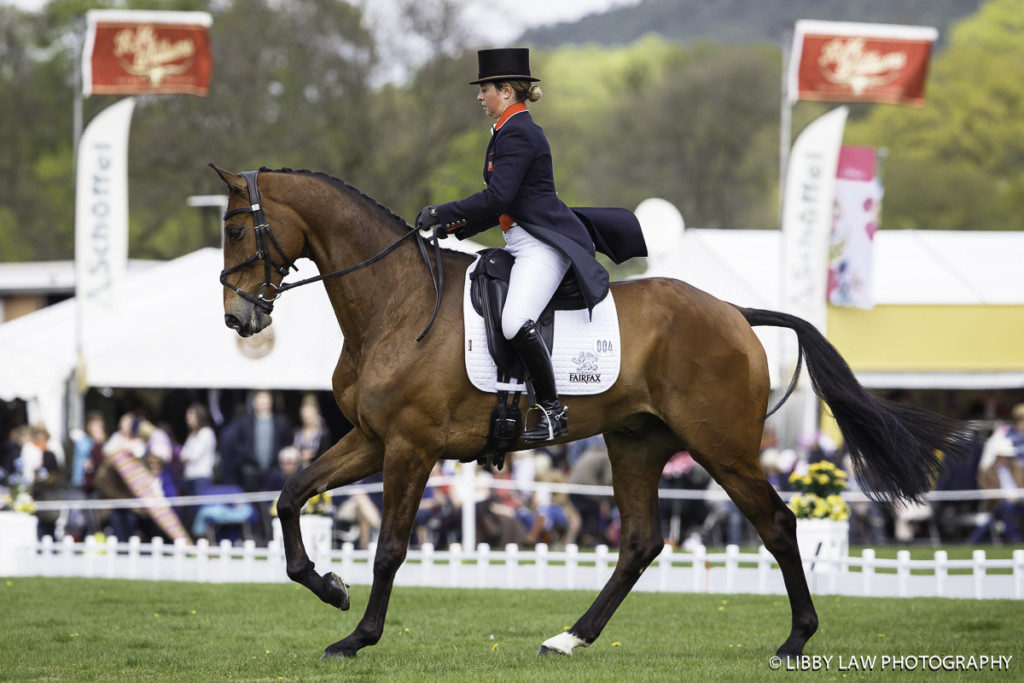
left=227, top=226, right=244, bottom=242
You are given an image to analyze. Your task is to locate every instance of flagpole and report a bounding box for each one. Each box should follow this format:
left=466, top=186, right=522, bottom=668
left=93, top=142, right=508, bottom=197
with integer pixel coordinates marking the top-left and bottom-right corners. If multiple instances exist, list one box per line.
left=71, top=15, right=86, bottom=437
left=779, top=29, right=792, bottom=227
left=73, top=15, right=85, bottom=165
left=777, top=29, right=794, bottom=444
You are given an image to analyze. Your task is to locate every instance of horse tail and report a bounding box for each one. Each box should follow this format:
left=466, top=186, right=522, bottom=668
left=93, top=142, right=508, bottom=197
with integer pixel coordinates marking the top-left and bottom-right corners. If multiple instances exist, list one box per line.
left=739, top=307, right=971, bottom=504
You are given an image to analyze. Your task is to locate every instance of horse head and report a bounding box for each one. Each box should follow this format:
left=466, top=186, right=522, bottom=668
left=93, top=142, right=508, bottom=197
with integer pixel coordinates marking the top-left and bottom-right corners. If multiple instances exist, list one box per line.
left=210, top=164, right=309, bottom=338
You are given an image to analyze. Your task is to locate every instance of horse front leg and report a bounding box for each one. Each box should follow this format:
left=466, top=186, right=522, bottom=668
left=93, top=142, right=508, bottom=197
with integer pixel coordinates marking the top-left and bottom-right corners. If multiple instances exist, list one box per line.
left=277, top=428, right=383, bottom=610
left=322, top=440, right=434, bottom=659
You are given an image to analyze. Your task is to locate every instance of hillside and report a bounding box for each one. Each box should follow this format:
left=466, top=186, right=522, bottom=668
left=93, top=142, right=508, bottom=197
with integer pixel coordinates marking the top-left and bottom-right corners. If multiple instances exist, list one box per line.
left=522, top=0, right=983, bottom=47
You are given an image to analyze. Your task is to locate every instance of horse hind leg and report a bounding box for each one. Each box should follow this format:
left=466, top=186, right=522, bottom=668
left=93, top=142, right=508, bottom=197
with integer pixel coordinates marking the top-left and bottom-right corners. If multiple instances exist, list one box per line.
left=539, top=422, right=677, bottom=655
left=690, top=438, right=818, bottom=657
left=277, top=428, right=383, bottom=611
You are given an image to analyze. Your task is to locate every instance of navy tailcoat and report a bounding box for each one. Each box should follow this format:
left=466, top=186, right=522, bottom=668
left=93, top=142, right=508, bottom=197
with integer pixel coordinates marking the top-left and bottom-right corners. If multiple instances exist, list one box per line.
left=434, top=108, right=646, bottom=312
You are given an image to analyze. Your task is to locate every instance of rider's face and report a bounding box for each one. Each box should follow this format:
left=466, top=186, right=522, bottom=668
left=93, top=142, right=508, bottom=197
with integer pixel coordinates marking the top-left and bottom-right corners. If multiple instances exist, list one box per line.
left=478, top=82, right=512, bottom=120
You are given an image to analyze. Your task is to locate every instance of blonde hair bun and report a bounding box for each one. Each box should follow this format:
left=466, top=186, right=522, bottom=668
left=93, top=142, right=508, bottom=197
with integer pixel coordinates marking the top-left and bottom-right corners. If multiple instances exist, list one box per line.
left=502, top=79, right=542, bottom=103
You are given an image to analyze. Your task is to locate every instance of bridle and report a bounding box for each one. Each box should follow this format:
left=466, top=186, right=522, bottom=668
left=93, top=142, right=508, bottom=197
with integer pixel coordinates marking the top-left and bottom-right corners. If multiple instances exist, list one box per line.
left=219, top=170, right=444, bottom=341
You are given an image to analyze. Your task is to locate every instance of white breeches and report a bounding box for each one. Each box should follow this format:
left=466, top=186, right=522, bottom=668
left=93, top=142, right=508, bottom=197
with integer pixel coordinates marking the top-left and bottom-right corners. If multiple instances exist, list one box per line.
left=501, top=224, right=571, bottom=340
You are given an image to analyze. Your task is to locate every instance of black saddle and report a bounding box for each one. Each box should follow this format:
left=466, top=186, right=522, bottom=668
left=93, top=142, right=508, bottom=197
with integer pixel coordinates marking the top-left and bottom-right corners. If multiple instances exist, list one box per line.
left=469, top=248, right=587, bottom=381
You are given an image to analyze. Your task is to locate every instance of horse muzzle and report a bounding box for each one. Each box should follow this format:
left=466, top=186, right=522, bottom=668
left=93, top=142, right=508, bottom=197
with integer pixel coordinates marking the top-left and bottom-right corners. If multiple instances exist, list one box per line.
left=224, top=305, right=271, bottom=337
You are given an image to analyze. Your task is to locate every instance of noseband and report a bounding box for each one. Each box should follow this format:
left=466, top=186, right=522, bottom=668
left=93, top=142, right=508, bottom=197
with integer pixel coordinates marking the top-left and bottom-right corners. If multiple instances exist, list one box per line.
left=219, top=171, right=297, bottom=314
left=218, top=170, right=444, bottom=341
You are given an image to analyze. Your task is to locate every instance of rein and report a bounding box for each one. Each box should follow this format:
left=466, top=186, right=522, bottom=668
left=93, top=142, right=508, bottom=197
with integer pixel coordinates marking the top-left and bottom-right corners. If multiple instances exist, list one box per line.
left=219, top=170, right=444, bottom=342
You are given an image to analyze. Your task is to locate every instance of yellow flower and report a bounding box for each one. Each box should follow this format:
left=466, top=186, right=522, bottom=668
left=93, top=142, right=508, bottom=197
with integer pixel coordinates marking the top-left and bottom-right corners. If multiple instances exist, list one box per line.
left=835, top=469, right=848, bottom=478
left=788, top=472, right=801, bottom=483
left=303, top=492, right=333, bottom=515
left=13, top=492, right=35, bottom=514
left=816, top=474, right=829, bottom=485
left=788, top=493, right=806, bottom=516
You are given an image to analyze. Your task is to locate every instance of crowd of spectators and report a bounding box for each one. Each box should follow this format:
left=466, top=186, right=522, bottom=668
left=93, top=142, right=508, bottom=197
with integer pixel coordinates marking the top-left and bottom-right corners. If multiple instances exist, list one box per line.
left=0, top=391, right=342, bottom=545
left=2, top=396, right=1023, bottom=550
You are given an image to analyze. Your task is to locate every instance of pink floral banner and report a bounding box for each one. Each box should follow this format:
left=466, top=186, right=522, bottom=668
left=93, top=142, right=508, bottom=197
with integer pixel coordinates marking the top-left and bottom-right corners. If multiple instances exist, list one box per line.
left=828, top=146, right=881, bottom=309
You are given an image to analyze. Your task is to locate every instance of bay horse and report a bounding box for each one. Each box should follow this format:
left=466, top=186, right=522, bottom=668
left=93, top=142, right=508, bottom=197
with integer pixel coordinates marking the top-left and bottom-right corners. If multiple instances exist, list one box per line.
left=211, top=165, right=967, bottom=659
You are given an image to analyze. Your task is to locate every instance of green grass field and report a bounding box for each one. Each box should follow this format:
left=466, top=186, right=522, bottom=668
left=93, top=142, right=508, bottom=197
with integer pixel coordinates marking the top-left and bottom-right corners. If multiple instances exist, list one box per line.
left=2, top=577, right=1022, bottom=680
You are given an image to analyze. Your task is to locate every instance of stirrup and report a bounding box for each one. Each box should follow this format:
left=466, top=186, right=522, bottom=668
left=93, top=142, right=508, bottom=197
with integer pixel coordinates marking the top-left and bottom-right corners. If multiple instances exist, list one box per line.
left=522, top=403, right=568, bottom=442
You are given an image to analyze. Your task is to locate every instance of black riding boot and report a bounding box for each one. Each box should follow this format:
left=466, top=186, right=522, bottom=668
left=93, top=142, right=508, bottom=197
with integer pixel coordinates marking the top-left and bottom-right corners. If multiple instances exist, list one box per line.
left=511, top=320, right=568, bottom=442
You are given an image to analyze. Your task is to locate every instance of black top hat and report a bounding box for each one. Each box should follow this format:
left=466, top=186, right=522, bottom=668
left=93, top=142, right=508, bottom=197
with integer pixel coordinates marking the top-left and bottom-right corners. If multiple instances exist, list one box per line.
left=469, top=48, right=540, bottom=85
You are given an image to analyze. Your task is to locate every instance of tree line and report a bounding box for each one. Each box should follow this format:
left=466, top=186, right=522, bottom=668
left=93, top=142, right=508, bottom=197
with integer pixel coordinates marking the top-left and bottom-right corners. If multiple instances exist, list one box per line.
left=0, top=0, right=1020, bottom=264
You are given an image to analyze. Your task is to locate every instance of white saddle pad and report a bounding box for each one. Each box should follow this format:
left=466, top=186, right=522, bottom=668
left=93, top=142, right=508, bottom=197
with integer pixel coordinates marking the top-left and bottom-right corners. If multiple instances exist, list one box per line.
left=463, top=256, right=621, bottom=395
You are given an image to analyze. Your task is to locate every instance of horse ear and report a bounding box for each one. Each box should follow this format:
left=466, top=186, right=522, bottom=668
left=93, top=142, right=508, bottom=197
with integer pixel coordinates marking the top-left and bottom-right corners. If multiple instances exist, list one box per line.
left=208, top=163, right=247, bottom=195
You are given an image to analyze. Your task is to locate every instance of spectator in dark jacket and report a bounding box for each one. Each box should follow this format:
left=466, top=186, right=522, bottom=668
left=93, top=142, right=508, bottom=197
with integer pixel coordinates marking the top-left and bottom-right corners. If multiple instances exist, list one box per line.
left=220, top=390, right=291, bottom=491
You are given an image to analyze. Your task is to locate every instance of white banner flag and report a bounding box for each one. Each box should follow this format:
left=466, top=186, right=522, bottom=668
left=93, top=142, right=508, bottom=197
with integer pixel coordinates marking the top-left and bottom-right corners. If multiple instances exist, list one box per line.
left=781, top=106, right=848, bottom=333
left=781, top=105, right=847, bottom=443
left=75, top=97, right=135, bottom=357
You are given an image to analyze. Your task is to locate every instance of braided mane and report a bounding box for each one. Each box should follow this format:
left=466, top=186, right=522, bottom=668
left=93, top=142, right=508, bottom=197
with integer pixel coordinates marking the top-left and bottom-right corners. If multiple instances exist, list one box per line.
left=258, top=167, right=413, bottom=232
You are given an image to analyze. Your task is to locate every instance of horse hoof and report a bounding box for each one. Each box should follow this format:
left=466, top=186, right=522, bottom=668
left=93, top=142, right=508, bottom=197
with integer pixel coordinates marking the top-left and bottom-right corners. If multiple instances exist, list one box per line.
left=775, top=637, right=806, bottom=658
left=324, top=572, right=350, bottom=611
left=537, top=646, right=566, bottom=656
left=775, top=646, right=804, bottom=659
left=539, top=631, right=584, bottom=656
left=321, top=635, right=362, bottom=660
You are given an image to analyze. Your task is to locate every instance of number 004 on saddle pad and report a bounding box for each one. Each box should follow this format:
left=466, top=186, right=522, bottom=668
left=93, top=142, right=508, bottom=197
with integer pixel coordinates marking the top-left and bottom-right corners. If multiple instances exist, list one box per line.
left=462, top=255, right=621, bottom=395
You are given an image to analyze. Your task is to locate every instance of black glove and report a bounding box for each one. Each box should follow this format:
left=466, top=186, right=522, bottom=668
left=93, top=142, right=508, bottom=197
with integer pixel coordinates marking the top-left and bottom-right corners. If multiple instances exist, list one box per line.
left=415, top=205, right=440, bottom=231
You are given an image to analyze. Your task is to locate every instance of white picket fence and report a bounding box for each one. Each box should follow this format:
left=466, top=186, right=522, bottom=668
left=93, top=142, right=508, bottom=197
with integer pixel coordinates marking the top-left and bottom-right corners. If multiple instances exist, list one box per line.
left=9, top=535, right=1024, bottom=600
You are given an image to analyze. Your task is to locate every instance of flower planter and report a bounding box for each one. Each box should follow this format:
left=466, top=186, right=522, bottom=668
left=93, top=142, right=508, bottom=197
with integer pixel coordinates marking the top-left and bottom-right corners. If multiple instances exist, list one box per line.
left=0, top=511, right=38, bottom=576
left=796, top=517, right=849, bottom=574
left=271, top=514, right=334, bottom=553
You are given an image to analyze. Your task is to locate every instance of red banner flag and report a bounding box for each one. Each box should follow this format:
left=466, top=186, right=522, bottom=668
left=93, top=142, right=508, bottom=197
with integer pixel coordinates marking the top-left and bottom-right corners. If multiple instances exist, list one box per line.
left=83, top=10, right=213, bottom=97
left=788, top=21, right=937, bottom=107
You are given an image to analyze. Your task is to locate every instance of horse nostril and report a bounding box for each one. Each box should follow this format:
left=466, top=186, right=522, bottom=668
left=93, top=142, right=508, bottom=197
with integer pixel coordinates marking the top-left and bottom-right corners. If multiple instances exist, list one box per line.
left=224, top=313, right=242, bottom=330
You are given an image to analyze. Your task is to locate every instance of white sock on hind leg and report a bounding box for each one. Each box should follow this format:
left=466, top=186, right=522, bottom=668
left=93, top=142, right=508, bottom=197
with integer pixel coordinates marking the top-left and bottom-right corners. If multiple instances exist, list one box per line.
left=541, top=631, right=587, bottom=655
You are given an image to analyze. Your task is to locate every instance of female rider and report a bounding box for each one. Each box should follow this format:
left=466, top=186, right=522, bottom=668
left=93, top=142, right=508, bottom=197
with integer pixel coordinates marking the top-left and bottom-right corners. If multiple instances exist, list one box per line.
left=416, top=48, right=645, bottom=442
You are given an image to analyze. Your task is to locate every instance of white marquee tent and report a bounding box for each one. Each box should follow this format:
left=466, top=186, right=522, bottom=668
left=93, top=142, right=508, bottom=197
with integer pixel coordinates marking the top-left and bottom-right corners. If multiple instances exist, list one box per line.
left=4, top=215, right=1023, bottom=437
left=641, top=225, right=1024, bottom=389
